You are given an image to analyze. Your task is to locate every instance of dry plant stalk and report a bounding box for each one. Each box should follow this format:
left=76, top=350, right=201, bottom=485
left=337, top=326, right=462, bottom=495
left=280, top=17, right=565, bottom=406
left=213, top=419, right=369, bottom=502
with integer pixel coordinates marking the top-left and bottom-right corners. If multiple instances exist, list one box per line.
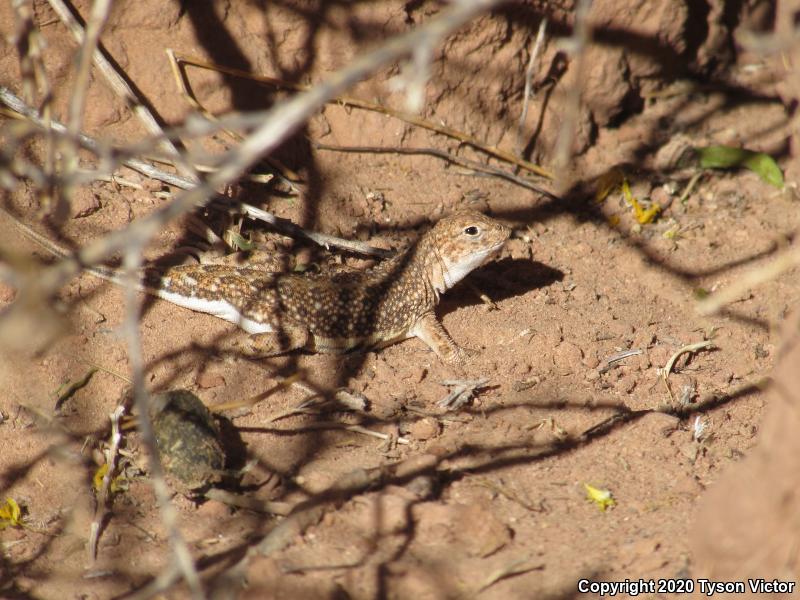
left=517, top=17, right=548, bottom=155
left=660, top=340, right=715, bottom=404
left=165, top=48, right=300, bottom=189
left=88, top=404, right=125, bottom=563
left=5, top=0, right=508, bottom=291
left=313, top=141, right=560, bottom=199
left=170, top=51, right=552, bottom=179
left=45, top=0, right=189, bottom=166
left=0, top=88, right=390, bottom=259
left=119, top=243, right=203, bottom=598
left=11, top=0, right=56, bottom=207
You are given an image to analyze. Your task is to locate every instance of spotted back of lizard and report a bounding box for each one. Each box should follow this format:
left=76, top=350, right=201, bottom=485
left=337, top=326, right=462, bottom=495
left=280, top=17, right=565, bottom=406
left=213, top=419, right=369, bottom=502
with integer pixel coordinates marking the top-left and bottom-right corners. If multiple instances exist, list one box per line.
left=154, top=210, right=511, bottom=353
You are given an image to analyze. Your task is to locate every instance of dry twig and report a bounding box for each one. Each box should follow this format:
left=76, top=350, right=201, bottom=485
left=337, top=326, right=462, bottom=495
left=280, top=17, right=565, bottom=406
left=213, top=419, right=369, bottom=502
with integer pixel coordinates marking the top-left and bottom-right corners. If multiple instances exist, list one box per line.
left=7, top=0, right=504, bottom=295
left=660, top=340, right=715, bottom=403
left=438, top=377, right=489, bottom=410
left=45, top=0, right=188, bottom=164
left=3, top=2, right=508, bottom=596
left=11, top=0, right=55, bottom=205
left=88, top=403, right=125, bottom=563
left=120, top=243, right=203, bottom=598
left=65, top=0, right=111, bottom=137
left=170, top=51, right=552, bottom=179
left=0, top=87, right=392, bottom=259
left=11, top=0, right=50, bottom=106
left=165, top=48, right=300, bottom=191
left=599, top=348, right=642, bottom=373
left=58, top=0, right=114, bottom=212
left=517, top=17, right=548, bottom=155
left=553, top=0, right=592, bottom=178
left=313, top=141, right=560, bottom=200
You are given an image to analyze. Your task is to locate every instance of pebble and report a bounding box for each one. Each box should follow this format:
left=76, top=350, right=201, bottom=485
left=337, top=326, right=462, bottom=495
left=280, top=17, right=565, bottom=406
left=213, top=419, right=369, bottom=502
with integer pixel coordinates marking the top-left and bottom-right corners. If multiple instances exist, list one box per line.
left=70, top=193, right=102, bottom=219
left=648, top=345, right=671, bottom=368
left=408, top=417, right=440, bottom=441
left=553, top=341, right=583, bottom=375
left=0, top=282, right=16, bottom=303
left=582, top=353, right=600, bottom=369
left=617, top=375, right=637, bottom=394
left=637, top=411, right=680, bottom=437
left=196, top=372, right=226, bottom=389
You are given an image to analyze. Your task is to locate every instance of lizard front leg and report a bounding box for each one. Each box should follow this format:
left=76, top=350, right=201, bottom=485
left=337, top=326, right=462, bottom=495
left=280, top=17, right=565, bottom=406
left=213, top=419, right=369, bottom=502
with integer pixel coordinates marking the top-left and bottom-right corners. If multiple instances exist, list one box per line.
left=410, top=312, right=473, bottom=367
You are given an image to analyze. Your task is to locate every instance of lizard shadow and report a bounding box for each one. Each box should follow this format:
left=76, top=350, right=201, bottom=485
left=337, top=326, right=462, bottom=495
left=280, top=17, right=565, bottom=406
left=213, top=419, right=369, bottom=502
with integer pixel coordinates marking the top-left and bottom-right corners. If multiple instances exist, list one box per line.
left=439, top=257, right=564, bottom=315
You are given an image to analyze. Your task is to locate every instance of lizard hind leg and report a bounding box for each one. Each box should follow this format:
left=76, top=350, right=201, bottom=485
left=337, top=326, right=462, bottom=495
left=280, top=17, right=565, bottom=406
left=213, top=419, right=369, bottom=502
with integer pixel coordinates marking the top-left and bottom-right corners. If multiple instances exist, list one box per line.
left=221, top=322, right=311, bottom=358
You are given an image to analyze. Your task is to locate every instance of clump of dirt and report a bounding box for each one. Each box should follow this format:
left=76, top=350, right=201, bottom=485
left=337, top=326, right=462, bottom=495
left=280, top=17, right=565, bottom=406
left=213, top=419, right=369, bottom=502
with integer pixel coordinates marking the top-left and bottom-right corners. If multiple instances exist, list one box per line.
left=0, top=0, right=798, bottom=598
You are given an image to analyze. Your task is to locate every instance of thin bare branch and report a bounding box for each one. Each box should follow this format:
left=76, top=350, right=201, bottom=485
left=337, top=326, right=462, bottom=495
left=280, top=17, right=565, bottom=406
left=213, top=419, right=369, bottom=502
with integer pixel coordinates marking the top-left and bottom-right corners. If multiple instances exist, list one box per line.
left=11, top=0, right=55, bottom=207
left=120, top=243, right=203, bottom=599
left=88, top=403, right=125, bottom=563
left=517, top=17, right=548, bottom=155
left=11, top=0, right=50, bottom=109
left=170, top=49, right=551, bottom=179
left=0, top=87, right=392, bottom=257
left=45, top=0, right=190, bottom=171
left=8, top=0, right=503, bottom=297
left=165, top=48, right=300, bottom=192
left=313, top=141, right=560, bottom=200
left=233, top=202, right=392, bottom=257
left=57, top=0, right=113, bottom=214
left=553, top=0, right=591, bottom=178
left=66, top=0, right=112, bottom=137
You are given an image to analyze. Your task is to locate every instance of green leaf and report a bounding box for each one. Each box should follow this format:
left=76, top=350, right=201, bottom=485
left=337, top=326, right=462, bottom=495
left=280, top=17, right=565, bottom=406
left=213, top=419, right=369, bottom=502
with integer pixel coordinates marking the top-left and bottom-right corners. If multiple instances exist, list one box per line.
left=225, top=230, right=255, bottom=252
left=696, top=145, right=783, bottom=189
left=697, top=145, right=751, bottom=169
left=743, top=152, right=784, bottom=188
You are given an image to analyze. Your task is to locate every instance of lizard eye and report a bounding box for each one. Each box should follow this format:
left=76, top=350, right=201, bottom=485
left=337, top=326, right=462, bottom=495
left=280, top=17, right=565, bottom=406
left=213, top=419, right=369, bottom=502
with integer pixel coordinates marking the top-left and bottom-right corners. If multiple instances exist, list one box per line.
left=463, top=225, right=480, bottom=236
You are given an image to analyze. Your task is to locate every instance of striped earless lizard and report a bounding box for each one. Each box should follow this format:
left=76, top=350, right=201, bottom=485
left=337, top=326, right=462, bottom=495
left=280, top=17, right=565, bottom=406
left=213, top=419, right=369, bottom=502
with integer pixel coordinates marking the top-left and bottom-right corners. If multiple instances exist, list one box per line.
left=4, top=209, right=511, bottom=366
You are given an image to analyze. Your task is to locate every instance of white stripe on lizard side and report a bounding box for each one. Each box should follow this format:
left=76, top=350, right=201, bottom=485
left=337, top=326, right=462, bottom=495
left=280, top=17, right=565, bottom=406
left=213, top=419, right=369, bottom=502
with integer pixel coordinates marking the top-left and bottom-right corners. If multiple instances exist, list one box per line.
left=155, top=289, right=274, bottom=334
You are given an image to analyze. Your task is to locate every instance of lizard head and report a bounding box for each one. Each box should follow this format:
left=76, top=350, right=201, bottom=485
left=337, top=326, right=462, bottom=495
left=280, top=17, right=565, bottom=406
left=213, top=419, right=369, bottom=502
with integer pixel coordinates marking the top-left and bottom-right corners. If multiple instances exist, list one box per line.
left=426, top=210, right=511, bottom=292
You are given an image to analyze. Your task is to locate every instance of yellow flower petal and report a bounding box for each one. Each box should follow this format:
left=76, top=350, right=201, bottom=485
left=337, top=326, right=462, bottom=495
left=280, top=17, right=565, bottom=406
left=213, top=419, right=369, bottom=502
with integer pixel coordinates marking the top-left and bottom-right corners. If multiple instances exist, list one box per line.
left=584, top=483, right=616, bottom=511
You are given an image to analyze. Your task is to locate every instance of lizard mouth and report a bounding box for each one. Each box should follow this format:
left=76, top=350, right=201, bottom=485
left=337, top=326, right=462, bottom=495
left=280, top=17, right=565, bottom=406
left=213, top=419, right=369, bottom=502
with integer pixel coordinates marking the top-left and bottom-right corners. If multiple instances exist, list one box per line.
left=480, top=241, right=506, bottom=264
